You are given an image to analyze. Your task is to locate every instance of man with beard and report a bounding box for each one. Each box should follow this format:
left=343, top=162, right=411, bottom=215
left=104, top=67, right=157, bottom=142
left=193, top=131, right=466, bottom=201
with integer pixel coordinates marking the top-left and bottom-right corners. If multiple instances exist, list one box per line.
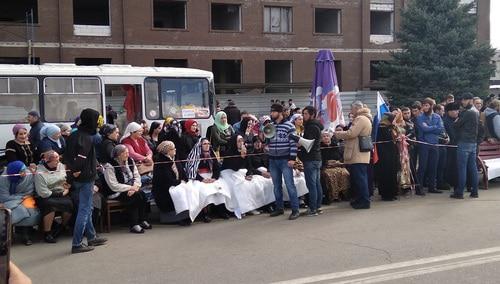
left=451, top=93, right=479, bottom=199
left=64, top=109, right=108, bottom=253
left=443, top=102, right=460, bottom=191
left=415, top=98, right=444, bottom=195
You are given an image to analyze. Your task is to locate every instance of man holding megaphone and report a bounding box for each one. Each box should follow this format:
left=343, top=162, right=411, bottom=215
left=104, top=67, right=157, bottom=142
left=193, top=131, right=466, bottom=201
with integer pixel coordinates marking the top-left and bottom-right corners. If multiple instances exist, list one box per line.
left=299, top=106, right=324, bottom=216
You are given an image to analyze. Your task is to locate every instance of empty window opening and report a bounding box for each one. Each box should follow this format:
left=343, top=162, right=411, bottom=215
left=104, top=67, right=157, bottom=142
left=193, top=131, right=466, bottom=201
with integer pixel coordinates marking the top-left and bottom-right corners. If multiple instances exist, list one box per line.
left=153, top=0, right=186, bottom=29
left=264, top=6, right=292, bottom=33
left=211, top=4, right=241, bottom=31
left=315, top=8, right=341, bottom=34
left=213, top=60, right=241, bottom=94
left=155, top=59, right=188, bottom=68
left=0, top=57, right=40, bottom=65
left=370, top=11, right=393, bottom=35
left=0, top=0, right=38, bottom=24
left=73, top=0, right=110, bottom=26
left=265, top=60, right=292, bottom=93
left=75, top=58, right=112, bottom=66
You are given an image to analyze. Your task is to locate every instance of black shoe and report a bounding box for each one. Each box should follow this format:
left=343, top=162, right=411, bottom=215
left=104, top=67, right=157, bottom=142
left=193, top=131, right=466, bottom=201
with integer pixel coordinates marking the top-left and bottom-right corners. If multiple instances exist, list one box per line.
left=72, top=244, right=94, bottom=254
left=218, top=212, right=230, bottom=220
left=415, top=191, right=426, bottom=196
left=130, top=225, right=145, bottom=234
left=289, top=210, right=300, bottom=220
left=44, top=233, right=57, bottom=243
left=23, top=237, right=33, bottom=246
left=270, top=209, right=284, bottom=217
left=450, top=194, right=464, bottom=199
left=428, top=189, right=443, bottom=194
left=178, top=219, right=192, bottom=226
left=202, top=215, right=212, bottom=223
left=469, top=193, right=479, bottom=198
left=88, top=237, right=108, bottom=247
left=52, top=225, right=67, bottom=238
left=140, top=221, right=152, bottom=230
left=352, top=203, right=370, bottom=209
left=437, top=184, right=451, bottom=191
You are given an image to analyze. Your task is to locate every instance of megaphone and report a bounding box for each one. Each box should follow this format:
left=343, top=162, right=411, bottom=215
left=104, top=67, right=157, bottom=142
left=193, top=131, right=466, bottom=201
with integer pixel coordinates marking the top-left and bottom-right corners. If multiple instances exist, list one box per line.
left=263, top=124, right=276, bottom=139
left=290, top=134, right=315, bottom=153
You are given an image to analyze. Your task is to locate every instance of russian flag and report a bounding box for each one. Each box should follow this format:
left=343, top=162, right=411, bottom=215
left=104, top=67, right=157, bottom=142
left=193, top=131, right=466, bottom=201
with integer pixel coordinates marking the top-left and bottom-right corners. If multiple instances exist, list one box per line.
left=372, top=92, right=389, bottom=164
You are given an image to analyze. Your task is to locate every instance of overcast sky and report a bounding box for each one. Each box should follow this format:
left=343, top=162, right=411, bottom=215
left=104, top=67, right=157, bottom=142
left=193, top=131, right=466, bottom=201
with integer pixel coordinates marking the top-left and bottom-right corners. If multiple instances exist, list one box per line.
left=491, top=1, right=499, bottom=49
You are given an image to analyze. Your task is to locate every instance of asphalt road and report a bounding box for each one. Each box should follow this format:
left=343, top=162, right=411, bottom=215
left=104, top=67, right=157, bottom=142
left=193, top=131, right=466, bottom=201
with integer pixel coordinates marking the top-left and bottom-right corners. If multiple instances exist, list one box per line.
left=11, top=184, right=500, bottom=284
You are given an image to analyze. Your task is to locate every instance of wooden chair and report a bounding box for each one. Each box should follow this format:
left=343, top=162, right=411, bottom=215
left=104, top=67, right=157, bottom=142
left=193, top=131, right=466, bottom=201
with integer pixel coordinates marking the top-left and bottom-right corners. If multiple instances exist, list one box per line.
left=477, top=141, right=500, bottom=190
left=103, top=199, right=126, bottom=233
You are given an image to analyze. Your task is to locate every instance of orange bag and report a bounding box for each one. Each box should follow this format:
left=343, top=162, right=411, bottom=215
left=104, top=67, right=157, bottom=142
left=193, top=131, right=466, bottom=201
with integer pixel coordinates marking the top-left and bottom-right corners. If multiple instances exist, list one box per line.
left=22, top=196, right=37, bottom=209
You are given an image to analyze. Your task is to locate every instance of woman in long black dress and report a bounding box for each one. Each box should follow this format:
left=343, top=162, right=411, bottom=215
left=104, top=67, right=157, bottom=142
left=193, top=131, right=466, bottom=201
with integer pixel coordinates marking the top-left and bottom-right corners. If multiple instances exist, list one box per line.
left=375, top=113, right=400, bottom=201
left=152, top=140, right=191, bottom=226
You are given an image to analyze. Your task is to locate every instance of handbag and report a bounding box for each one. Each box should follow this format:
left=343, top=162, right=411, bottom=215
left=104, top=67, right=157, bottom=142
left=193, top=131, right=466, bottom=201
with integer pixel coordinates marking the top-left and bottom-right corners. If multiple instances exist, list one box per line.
left=359, top=136, right=374, bottom=152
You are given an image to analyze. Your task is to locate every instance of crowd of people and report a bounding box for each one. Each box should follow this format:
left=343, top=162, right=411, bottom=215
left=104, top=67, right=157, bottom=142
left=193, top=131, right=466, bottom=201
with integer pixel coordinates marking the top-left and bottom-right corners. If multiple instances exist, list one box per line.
left=0, top=93, right=497, bottom=254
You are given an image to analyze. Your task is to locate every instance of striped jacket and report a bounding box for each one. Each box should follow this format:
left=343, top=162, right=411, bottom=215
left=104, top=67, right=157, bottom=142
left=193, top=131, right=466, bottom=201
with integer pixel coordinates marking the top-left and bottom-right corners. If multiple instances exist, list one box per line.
left=267, top=120, right=297, bottom=161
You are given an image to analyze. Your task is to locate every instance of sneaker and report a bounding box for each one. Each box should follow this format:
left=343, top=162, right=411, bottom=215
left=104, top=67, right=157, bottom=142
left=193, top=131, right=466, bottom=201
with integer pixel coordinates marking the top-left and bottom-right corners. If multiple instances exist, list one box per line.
left=44, top=233, right=57, bottom=243
left=130, top=225, right=145, bottom=234
left=270, top=209, right=284, bottom=217
left=469, top=193, right=479, bottom=198
left=307, top=210, right=318, bottom=217
left=248, top=210, right=261, bottom=215
left=88, top=237, right=108, bottom=246
left=428, top=189, right=443, bottom=194
left=352, top=203, right=370, bottom=209
left=140, top=221, right=152, bottom=230
left=72, top=244, right=94, bottom=254
left=317, top=208, right=323, bottom=215
left=289, top=210, right=300, bottom=220
left=450, top=194, right=464, bottom=199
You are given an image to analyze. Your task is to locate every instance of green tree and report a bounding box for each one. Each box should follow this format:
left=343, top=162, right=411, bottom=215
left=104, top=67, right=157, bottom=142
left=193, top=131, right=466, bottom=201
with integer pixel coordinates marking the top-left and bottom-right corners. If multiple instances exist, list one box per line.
left=379, top=0, right=495, bottom=105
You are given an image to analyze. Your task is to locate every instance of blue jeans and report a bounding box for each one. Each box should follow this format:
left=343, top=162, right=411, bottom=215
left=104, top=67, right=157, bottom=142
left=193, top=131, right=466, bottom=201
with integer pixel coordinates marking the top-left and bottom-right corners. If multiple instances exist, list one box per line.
left=303, top=160, right=323, bottom=212
left=455, top=142, right=478, bottom=196
left=417, top=144, right=439, bottom=191
left=437, top=147, right=447, bottom=186
left=349, top=164, right=370, bottom=206
left=72, top=181, right=97, bottom=247
left=269, top=159, right=299, bottom=211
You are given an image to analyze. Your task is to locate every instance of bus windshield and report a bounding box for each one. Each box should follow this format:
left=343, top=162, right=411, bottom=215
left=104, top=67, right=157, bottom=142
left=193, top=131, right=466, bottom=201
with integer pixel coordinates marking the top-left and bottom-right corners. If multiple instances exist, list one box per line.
left=145, top=78, right=210, bottom=120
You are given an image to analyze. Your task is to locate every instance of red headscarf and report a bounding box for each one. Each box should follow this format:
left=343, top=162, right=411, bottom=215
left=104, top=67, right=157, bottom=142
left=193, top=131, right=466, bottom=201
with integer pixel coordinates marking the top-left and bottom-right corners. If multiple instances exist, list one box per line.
left=184, top=119, right=198, bottom=136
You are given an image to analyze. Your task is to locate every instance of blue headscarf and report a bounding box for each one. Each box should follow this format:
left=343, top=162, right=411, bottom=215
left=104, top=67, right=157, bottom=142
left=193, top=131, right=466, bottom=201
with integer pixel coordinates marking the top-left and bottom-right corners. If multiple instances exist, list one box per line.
left=40, top=124, right=62, bottom=147
left=6, top=161, right=27, bottom=195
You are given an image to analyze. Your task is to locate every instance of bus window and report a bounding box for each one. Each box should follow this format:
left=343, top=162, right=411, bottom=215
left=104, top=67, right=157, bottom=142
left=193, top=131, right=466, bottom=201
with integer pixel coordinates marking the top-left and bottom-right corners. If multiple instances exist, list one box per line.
left=145, top=78, right=160, bottom=120
left=43, top=77, right=102, bottom=122
left=159, top=78, right=210, bottom=119
left=0, top=77, right=39, bottom=124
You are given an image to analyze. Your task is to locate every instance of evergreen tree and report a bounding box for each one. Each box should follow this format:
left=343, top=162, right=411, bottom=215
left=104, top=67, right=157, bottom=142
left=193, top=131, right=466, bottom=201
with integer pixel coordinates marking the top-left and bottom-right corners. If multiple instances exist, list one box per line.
left=379, top=0, right=495, bottom=105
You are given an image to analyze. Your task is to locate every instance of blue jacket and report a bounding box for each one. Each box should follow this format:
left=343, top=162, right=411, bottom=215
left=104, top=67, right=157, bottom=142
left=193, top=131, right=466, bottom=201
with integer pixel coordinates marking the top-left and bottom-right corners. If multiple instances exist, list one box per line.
left=267, top=120, right=297, bottom=161
left=416, top=113, right=444, bottom=144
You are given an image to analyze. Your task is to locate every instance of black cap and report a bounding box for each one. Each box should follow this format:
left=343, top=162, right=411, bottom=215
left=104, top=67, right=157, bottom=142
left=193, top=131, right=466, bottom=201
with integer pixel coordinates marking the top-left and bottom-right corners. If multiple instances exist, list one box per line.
left=271, top=103, right=284, bottom=113
left=460, top=92, right=474, bottom=100
left=445, top=102, right=460, bottom=112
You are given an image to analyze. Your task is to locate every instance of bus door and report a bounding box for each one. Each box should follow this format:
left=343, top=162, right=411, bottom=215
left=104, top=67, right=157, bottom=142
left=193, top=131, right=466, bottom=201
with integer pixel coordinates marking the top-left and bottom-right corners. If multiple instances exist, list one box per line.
left=104, top=83, right=142, bottom=131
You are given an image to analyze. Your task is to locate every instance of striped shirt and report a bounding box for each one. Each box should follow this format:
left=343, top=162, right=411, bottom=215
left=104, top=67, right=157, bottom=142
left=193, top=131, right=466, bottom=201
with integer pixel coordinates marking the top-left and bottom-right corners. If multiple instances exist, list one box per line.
left=267, top=120, right=297, bottom=160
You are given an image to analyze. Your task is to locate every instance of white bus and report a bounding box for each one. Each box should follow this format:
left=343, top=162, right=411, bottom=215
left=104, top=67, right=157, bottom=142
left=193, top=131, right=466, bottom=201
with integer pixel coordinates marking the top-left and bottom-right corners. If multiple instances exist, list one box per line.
left=0, top=63, right=215, bottom=157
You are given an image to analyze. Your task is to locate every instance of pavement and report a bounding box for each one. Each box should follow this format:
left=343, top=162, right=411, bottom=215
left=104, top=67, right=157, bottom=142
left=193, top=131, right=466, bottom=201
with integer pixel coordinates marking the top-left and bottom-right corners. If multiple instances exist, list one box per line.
left=10, top=184, right=500, bottom=284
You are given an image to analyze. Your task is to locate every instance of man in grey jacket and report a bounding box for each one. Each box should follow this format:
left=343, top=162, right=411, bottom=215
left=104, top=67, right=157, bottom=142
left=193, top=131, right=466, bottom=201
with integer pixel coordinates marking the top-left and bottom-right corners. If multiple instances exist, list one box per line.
left=451, top=93, right=479, bottom=199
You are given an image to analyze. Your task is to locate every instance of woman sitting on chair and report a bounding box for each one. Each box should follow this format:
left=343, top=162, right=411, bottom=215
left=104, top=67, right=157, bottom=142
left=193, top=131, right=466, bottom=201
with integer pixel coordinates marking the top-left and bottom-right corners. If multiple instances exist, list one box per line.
left=103, top=145, right=152, bottom=234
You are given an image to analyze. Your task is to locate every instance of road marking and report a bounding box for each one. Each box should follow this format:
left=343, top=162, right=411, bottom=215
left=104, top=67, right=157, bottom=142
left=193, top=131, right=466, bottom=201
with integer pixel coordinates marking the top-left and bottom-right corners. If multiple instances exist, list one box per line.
left=271, top=246, right=500, bottom=284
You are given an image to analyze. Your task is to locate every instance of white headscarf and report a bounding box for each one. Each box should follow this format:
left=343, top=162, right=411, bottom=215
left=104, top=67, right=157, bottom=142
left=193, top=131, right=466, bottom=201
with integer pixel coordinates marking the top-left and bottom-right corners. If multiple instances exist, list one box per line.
left=120, top=122, right=142, bottom=142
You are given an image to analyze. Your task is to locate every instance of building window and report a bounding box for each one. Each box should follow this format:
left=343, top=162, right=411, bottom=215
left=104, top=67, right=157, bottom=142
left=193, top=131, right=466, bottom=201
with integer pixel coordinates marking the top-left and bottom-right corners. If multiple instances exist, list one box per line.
left=263, top=6, right=292, bottom=33
left=213, top=60, right=241, bottom=94
left=265, top=60, right=292, bottom=93
left=75, top=58, right=112, bottom=66
left=0, top=0, right=38, bottom=24
left=370, top=11, right=393, bottom=35
left=314, top=8, right=341, bottom=34
left=73, top=0, right=111, bottom=36
left=211, top=3, right=241, bottom=31
left=154, top=59, right=188, bottom=68
left=153, top=0, right=186, bottom=29
left=459, top=0, right=477, bottom=14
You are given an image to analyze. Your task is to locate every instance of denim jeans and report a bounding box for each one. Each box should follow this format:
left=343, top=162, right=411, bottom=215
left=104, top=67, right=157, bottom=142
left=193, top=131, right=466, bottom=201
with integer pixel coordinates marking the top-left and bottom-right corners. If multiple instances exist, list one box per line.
left=349, top=164, right=370, bottom=206
left=417, top=144, right=439, bottom=191
left=72, top=181, right=97, bottom=247
left=303, top=160, right=323, bottom=212
left=269, top=159, right=299, bottom=211
left=455, top=142, right=478, bottom=196
left=437, top=146, right=447, bottom=186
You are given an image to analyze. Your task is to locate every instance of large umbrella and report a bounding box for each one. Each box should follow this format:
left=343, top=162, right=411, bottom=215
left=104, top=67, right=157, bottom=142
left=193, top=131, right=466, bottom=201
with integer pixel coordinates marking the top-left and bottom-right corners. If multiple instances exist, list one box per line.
left=311, top=50, right=344, bottom=130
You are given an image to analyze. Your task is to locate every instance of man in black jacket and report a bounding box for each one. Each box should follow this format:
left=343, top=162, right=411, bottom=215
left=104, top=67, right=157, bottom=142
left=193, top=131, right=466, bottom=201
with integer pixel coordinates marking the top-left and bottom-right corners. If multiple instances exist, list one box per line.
left=299, top=106, right=324, bottom=216
left=65, top=109, right=108, bottom=253
left=223, top=100, right=241, bottom=125
left=451, top=93, right=479, bottom=199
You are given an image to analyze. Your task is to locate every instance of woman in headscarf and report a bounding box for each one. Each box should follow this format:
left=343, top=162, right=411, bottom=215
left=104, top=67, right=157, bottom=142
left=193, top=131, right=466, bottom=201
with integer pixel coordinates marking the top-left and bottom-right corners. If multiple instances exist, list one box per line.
left=121, top=122, right=153, bottom=165
left=220, top=135, right=275, bottom=217
left=158, top=117, right=182, bottom=145
left=152, top=140, right=191, bottom=226
left=103, top=145, right=152, bottom=234
left=0, top=161, right=40, bottom=245
left=179, top=119, right=200, bottom=162
left=210, top=111, right=234, bottom=157
left=98, top=124, right=120, bottom=164
left=58, top=123, right=72, bottom=142
left=237, top=117, right=255, bottom=152
left=38, top=123, right=65, bottom=157
left=147, top=121, right=162, bottom=152
left=5, top=124, right=36, bottom=167
left=320, top=130, right=350, bottom=203
left=375, top=112, right=400, bottom=201
left=291, top=113, right=304, bottom=137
